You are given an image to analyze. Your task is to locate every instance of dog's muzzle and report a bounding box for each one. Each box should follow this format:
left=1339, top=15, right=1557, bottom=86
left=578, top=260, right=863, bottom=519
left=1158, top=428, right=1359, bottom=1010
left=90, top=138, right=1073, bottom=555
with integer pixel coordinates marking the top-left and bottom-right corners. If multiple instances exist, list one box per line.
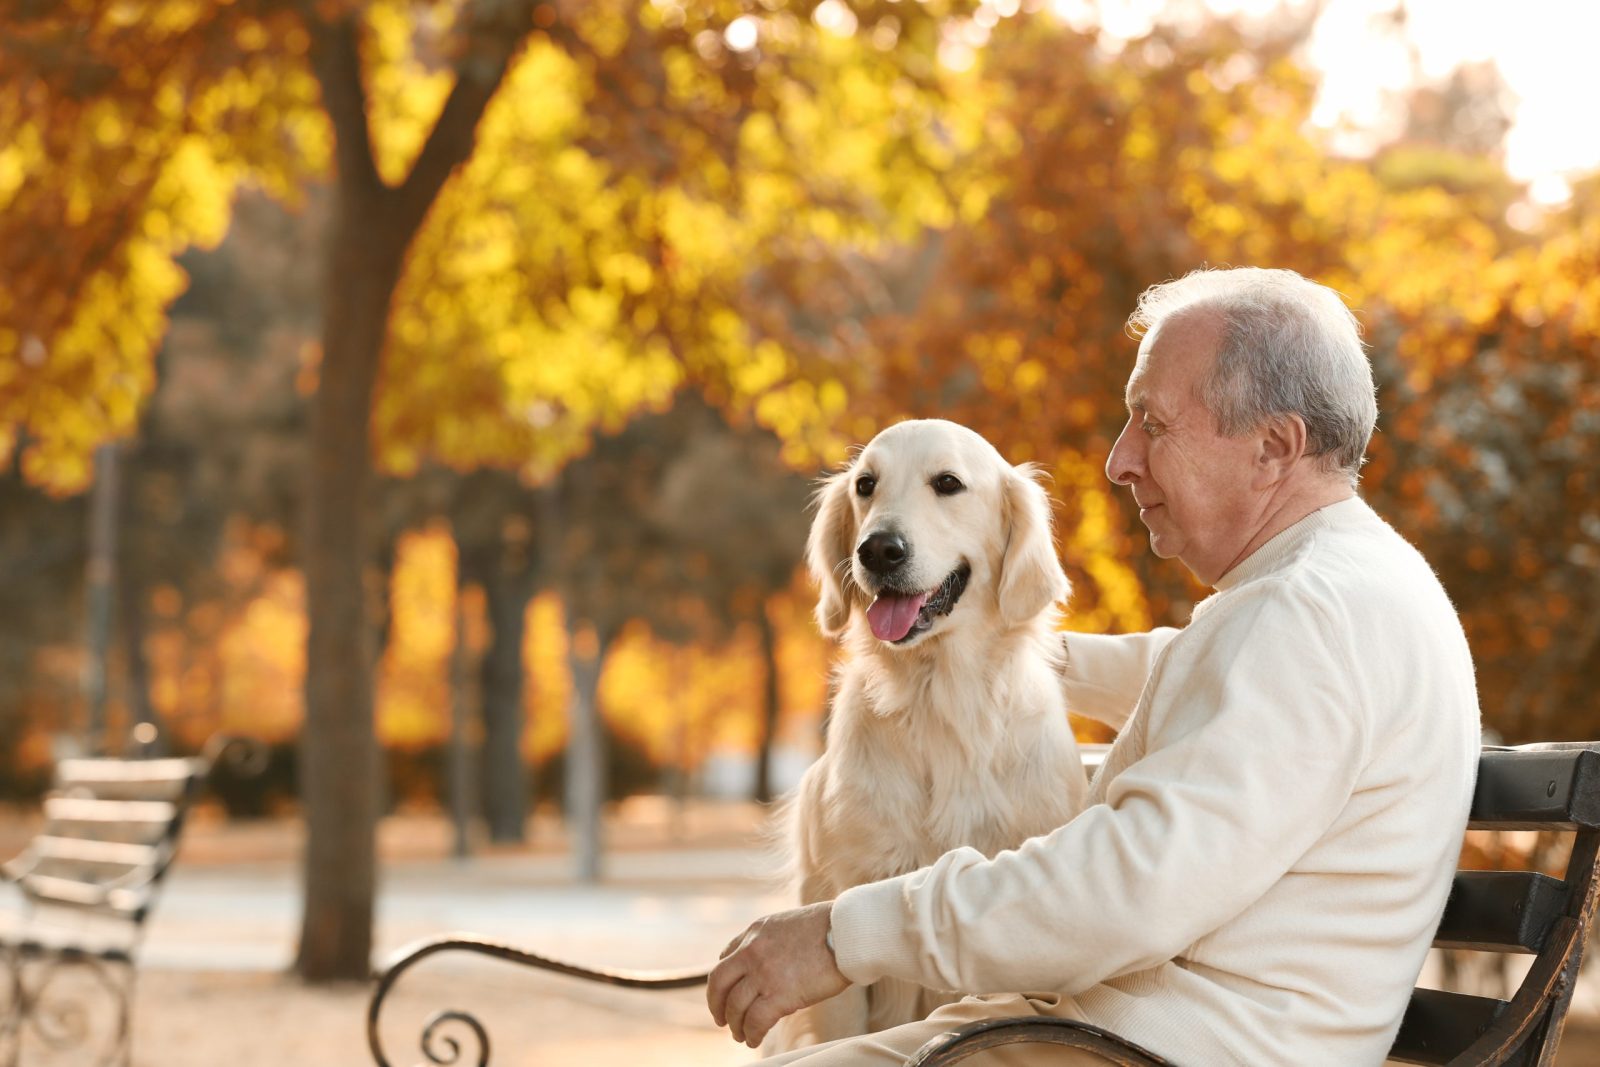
left=866, top=563, right=971, bottom=644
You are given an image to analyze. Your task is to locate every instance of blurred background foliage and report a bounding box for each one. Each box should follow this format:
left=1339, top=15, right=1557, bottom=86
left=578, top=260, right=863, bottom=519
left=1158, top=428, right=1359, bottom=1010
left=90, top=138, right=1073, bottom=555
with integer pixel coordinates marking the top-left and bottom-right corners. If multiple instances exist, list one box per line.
left=2, top=0, right=1597, bottom=979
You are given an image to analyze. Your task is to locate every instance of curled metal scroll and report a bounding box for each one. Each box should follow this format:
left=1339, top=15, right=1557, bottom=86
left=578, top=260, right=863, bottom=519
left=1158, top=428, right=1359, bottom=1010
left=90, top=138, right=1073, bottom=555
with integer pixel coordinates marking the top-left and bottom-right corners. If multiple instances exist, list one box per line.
left=417, top=1010, right=490, bottom=1066
left=0, top=944, right=23, bottom=1062
left=367, top=935, right=710, bottom=1067
left=7, top=950, right=132, bottom=1066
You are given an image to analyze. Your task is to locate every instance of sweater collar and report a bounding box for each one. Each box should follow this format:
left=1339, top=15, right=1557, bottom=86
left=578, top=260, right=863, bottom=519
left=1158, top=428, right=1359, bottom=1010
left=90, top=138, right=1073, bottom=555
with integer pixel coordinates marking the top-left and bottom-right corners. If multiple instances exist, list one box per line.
left=1212, top=495, right=1370, bottom=592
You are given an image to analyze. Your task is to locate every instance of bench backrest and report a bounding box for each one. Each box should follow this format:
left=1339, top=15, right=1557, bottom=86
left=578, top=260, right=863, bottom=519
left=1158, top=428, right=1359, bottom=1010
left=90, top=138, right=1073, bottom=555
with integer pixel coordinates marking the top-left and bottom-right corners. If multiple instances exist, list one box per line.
left=1389, top=744, right=1600, bottom=1066
left=10, top=755, right=208, bottom=928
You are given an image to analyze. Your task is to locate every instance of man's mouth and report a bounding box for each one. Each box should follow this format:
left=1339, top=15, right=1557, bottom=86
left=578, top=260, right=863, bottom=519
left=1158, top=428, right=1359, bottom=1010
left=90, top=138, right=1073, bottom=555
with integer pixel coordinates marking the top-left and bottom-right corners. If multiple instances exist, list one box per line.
left=865, top=564, right=971, bottom=644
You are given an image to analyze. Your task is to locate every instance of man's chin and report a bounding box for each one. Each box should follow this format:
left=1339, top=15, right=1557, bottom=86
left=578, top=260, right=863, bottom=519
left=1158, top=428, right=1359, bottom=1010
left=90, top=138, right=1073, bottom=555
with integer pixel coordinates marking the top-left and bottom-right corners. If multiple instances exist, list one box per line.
left=1146, top=532, right=1181, bottom=560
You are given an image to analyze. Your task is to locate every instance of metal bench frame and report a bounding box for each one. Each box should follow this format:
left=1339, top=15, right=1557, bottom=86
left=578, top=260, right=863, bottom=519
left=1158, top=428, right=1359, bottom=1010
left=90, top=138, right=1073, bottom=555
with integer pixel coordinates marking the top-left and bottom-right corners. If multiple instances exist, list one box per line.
left=0, top=735, right=259, bottom=1067
left=366, top=742, right=1600, bottom=1067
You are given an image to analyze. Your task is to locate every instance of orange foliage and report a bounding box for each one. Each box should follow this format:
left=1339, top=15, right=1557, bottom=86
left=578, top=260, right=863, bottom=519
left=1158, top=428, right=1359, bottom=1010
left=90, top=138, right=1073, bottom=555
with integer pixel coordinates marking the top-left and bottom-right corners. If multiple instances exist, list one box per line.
left=148, top=526, right=831, bottom=767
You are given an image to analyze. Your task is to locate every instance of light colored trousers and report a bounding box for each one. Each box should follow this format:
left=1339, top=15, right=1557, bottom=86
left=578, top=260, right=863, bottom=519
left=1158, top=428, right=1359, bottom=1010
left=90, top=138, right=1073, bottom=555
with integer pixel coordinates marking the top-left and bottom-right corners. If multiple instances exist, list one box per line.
left=750, top=992, right=1110, bottom=1066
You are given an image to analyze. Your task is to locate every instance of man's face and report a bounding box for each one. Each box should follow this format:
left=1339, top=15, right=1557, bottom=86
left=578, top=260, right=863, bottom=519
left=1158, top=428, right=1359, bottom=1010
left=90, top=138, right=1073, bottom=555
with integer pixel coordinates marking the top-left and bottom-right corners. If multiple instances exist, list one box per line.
left=1105, top=310, right=1264, bottom=585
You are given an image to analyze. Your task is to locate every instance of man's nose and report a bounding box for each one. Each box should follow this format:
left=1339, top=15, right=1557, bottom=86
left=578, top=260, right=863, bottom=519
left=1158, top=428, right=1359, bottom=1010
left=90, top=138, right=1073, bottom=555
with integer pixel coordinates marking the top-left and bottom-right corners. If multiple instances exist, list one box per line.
left=857, top=531, right=909, bottom=576
left=1106, top=422, right=1142, bottom=486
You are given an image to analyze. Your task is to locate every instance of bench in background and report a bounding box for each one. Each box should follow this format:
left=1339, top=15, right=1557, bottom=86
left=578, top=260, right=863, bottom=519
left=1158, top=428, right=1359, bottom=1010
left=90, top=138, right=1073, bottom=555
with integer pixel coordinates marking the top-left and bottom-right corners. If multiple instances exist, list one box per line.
left=0, top=735, right=261, bottom=1067
left=365, top=742, right=1600, bottom=1067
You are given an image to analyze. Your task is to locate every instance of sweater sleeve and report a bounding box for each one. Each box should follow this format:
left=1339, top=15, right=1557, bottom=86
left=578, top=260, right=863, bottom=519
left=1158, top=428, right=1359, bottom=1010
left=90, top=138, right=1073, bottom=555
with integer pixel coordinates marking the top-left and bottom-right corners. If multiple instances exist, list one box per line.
left=1060, top=628, right=1181, bottom=730
left=830, top=583, right=1370, bottom=994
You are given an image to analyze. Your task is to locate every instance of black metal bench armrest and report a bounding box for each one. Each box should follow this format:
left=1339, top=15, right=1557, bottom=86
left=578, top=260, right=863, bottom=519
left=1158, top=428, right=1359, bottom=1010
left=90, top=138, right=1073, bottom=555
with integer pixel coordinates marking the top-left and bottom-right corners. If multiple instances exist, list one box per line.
left=906, top=1017, right=1174, bottom=1067
left=367, top=934, right=710, bottom=1067
left=75, top=848, right=175, bottom=899
left=365, top=936, right=1174, bottom=1067
left=201, top=734, right=270, bottom=778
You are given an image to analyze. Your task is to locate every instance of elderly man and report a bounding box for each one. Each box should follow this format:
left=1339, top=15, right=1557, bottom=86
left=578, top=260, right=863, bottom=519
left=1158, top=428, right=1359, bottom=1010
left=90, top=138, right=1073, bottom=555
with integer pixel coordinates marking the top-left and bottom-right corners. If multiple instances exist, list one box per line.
left=707, top=267, right=1480, bottom=1065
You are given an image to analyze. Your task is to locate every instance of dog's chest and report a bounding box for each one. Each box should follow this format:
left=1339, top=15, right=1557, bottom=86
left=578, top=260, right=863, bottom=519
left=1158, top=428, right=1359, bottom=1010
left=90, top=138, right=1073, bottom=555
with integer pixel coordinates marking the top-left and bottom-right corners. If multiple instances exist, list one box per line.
left=829, top=723, right=1071, bottom=878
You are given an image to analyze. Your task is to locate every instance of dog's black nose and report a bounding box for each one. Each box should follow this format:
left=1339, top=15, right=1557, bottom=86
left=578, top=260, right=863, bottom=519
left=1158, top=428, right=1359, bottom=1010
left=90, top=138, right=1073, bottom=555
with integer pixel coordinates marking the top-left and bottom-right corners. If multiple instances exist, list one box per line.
left=857, top=532, right=909, bottom=575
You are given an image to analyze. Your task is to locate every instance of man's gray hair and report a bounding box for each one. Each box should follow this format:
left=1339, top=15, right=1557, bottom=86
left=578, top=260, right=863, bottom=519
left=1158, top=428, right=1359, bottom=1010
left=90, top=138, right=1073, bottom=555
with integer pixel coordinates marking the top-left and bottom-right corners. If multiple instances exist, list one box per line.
left=1127, top=267, right=1378, bottom=482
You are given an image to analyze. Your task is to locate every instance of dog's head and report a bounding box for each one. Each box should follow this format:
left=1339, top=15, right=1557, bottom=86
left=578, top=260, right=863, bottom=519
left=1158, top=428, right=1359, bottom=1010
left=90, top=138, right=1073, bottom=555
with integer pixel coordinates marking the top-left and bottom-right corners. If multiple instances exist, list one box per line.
left=806, top=419, right=1070, bottom=646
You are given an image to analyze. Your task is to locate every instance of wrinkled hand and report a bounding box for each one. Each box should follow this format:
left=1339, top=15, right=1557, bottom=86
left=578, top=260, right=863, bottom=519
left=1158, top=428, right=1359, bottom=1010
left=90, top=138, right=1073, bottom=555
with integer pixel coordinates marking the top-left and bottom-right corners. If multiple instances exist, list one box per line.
left=706, top=901, right=849, bottom=1049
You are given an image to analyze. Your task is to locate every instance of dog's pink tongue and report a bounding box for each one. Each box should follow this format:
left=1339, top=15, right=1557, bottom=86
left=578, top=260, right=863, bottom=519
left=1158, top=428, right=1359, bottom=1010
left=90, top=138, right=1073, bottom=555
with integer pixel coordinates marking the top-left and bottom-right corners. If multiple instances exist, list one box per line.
left=867, top=591, right=930, bottom=642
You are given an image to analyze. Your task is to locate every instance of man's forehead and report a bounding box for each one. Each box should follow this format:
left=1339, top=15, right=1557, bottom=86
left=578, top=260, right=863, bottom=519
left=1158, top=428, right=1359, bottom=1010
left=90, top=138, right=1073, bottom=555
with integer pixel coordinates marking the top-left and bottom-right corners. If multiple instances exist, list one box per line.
left=1124, top=354, right=1157, bottom=409
left=1126, top=311, right=1221, bottom=407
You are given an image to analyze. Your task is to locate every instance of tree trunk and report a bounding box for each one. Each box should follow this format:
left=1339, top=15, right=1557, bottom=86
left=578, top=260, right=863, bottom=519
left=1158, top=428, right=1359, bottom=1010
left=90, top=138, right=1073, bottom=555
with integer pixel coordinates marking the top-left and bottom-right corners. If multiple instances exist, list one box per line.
left=565, top=627, right=609, bottom=883
left=118, top=563, right=165, bottom=757
left=753, top=600, right=782, bottom=804
left=449, top=588, right=479, bottom=860
left=84, top=442, right=119, bottom=755
left=668, top=655, right=691, bottom=842
left=116, top=444, right=165, bottom=758
left=365, top=535, right=399, bottom=818
left=295, top=11, right=520, bottom=981
left=479, top=555, right=533, bottom=843
left=294, top=197, right=399, bottom=980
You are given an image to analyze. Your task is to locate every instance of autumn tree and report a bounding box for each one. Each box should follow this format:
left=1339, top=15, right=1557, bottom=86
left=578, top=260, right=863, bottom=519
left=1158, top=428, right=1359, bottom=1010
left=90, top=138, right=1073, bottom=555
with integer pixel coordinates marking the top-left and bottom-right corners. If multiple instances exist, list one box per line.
left=644, top=397, right=812, bottom=803
left=543, top=394, right=808, bottom=876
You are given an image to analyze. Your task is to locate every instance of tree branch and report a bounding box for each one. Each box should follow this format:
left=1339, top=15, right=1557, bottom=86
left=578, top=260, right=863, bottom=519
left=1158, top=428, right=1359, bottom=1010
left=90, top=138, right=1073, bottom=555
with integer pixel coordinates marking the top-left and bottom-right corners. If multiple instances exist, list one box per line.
left=392, top=0, right=542, bottom=238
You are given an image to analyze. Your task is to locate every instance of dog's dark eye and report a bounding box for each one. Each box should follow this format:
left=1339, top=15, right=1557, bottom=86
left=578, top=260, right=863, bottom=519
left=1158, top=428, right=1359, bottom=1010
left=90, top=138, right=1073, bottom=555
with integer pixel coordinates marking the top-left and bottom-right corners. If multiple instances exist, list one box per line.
left=932, top=473, right=965, bottom=496
left=855, top=474, right=877, bottom=498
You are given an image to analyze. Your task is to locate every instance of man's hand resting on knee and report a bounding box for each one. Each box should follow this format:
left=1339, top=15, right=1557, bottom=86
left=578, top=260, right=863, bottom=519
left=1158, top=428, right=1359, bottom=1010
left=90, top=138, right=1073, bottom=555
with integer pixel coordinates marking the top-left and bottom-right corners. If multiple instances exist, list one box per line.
left=707, top=901, right=850, bottom=1049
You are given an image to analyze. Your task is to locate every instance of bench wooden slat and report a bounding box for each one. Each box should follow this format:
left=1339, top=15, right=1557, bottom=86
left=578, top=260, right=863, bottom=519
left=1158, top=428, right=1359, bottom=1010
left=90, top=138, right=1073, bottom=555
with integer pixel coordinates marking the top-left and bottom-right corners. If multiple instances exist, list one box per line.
left=19, top=872, right=148, bottom=917
left=1389, top=988, right=1517, bottom=1065
left=55, top=757, right=204, bottom=785
left=1434, top=870, right=1568, bottom=953
left=31, top=836, right=162, bottom=870
left=44, top=797, right=179, bottom=827
left=1470, top=747, right=1600, bottom=830
left=53, top=758, right=204, bottom=803
left=52, top=780, right=195, bottom=803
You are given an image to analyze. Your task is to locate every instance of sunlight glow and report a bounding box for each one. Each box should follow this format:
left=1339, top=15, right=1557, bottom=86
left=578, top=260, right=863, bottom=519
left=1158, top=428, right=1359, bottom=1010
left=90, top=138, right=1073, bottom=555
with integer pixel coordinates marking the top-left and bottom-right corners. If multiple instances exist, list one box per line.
left=1047, top=0, right=1600, bottom=201
left=724, top=15, right=759, bottom=53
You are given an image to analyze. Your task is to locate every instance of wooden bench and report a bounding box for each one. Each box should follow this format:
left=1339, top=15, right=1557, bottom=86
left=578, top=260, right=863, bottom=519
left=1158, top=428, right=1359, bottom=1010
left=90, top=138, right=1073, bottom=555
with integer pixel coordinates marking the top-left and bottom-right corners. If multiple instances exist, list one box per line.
left=0, top=735, right=261, bottom=1067
left=365, top=742, right=1600, bottom=1067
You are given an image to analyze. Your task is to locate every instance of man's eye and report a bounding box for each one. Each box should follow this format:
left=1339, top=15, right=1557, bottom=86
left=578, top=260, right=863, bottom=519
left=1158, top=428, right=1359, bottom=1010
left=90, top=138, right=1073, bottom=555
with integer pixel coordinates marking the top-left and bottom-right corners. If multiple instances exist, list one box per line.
left=855, top=474, right=876, bottom=497
left=932, top=473, right=965, bottom=496
left=1140, top=421, right=1162, bottom=437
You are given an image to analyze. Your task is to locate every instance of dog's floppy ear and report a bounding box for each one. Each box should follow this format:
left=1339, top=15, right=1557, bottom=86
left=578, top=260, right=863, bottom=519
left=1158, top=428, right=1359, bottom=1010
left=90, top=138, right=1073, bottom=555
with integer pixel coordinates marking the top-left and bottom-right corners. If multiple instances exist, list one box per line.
left=998, top=465, right=1071, bottom=627
left=807, top=469, right=859, bottom=638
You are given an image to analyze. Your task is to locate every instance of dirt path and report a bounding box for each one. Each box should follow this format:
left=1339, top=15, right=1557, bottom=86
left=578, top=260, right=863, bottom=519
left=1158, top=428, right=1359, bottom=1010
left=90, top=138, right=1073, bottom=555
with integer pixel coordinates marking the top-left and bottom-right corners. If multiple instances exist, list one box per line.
left=134, top=967, right=752, bottom=1067
left=125, top=969, right=1600, bottom=1067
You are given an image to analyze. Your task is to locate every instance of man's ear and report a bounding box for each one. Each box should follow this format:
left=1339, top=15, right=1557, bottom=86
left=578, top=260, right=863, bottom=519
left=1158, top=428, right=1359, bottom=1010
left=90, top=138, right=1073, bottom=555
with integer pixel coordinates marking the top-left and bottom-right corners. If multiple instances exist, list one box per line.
left=998, top=466, right=1071, bottom=628
left=806, top=469, right=859, bottom=638
left=1255, top=413, right=1309, bottom=487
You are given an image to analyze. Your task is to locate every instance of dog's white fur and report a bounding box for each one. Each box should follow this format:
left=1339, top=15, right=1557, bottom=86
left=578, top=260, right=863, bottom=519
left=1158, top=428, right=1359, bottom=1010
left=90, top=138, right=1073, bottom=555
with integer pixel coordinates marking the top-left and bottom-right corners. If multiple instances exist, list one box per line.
left=768, top=419, right=1088, bottom=1052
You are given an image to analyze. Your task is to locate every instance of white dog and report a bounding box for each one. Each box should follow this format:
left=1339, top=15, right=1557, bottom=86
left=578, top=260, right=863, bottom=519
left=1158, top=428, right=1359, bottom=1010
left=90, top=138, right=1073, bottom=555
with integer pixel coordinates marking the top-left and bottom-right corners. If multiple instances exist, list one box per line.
left=768, top=418, right=1088, bottom=1052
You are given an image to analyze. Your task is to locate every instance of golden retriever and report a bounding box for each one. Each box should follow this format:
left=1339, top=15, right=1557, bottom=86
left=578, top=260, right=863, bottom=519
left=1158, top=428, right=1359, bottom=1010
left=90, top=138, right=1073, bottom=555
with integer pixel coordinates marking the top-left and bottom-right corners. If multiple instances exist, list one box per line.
left=767, top=418, right=1088, bottom=1052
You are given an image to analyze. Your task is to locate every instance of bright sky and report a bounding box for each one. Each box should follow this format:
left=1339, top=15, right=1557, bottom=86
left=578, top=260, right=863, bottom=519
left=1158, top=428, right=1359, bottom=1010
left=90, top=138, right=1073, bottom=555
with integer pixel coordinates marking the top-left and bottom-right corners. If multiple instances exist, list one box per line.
left=1043, top=0, right=1600, bottom=204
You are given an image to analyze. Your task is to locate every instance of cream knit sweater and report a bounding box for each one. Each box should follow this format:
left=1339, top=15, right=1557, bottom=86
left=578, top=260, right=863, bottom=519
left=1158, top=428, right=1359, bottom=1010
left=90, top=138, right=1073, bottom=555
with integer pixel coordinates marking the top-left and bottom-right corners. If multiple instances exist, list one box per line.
left=829, top=497, right=1481, bottom=1065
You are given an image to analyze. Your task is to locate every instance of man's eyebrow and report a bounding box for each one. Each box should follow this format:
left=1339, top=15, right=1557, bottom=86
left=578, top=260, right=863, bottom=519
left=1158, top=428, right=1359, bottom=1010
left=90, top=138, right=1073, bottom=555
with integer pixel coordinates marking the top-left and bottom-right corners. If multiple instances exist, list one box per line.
left=1125, top=390, right=1147, bottom=413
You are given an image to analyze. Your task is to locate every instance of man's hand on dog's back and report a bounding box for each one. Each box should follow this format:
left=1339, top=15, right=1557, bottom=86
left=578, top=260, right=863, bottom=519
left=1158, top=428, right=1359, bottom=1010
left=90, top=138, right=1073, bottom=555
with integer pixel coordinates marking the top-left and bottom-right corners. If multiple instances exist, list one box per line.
left=708, top=901, right=849, bottom=1049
